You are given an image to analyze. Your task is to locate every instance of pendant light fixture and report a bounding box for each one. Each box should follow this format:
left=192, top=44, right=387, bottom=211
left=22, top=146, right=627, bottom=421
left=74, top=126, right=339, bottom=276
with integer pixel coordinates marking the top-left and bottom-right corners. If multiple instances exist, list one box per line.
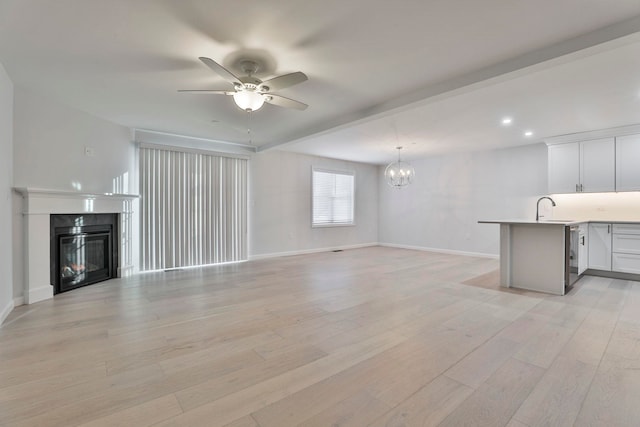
left=384, top=146, right=415, bottom=188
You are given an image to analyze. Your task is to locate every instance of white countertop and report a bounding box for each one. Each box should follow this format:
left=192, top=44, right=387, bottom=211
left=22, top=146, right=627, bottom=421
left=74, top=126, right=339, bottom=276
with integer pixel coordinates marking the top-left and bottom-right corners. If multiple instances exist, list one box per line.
left=478, top=219, right=586, bottom=225
left=479, top=219, right=640, bottom=226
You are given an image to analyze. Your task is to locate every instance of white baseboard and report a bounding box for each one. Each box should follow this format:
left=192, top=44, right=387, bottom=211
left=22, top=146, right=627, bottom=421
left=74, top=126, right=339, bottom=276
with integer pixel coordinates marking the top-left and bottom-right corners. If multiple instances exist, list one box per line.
left=13, top=296, right=25, bottom=307
left=0, top=299, right=14, bottom=326
left=379, top=242, right=499, bottom=259
left=26, top=286, right=53, bottom=304
left=249, top=242, right=499, bottom=261
left=117, top=265, right=136, bottom=277
left=249, top=242, right=379, bottom=260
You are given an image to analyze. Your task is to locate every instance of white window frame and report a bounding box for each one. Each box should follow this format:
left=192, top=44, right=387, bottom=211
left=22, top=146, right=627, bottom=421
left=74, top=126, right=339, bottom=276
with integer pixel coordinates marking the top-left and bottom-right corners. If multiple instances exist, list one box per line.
left=311, top=167, right=356, bottom=228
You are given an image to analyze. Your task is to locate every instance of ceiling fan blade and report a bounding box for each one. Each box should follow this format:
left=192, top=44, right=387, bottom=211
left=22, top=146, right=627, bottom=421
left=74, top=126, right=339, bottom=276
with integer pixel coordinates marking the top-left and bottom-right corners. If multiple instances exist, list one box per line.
left=199, top=57, right=243, bottom=86
left=265, top=94, right=308, bottom=111
left=178, top=90, right=234, bottom=95
left=260, top=72, right=308, bottom=91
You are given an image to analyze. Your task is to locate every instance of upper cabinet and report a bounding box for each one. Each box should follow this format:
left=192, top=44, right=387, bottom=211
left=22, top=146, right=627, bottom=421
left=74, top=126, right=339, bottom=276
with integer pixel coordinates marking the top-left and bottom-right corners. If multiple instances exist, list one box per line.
left=581, top=138, right=616, bottom=192
left=616, top=134, right=640, bottom=191
left=548, top=138, right=615, bottom=194
left=548, top=143, right=580, bottom=194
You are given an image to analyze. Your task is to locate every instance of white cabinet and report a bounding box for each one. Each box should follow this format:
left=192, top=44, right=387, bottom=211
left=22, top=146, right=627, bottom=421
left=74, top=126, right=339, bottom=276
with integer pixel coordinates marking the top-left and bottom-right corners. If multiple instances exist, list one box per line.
left=616, top=134, right=640, bottom=191
left=612, top=224, right=640, bottom=274
left=578, top=224, right=588, bottom=275
left=588, top=223, right=612, bottom=271
left=588, top=223, right=640, bottom=274
left=581, top=138, right=616, bottom=192
left=548, top=143, right=580, bottom=194
left=612, top=254, right=640, bottom=274
left=612, top=234, right=640, bottom=254
left=612, top=224, right=640, bottom=236
left=548, top=138, right=615, bottom=194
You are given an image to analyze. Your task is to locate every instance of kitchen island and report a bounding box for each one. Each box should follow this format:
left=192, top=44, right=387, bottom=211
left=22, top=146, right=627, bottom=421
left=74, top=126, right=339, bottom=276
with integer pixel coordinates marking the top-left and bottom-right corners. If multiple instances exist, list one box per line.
left=479, top=220, right=585, bottom=295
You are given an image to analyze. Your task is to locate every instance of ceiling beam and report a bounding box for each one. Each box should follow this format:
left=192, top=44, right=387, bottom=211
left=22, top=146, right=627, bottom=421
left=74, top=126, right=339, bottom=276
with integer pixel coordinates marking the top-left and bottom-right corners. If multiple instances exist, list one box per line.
left=259, top=14, right=640, bottom=152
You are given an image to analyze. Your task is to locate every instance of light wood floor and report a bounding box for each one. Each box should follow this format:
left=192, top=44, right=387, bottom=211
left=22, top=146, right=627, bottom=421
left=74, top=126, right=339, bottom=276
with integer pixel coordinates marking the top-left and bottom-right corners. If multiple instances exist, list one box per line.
left=2, top=246, right=640, bottom=426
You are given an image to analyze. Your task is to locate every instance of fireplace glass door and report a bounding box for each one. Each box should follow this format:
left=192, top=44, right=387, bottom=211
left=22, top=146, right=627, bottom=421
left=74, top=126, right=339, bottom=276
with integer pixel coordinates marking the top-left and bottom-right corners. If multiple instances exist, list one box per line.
left=59, top=232, right=112, bottom=292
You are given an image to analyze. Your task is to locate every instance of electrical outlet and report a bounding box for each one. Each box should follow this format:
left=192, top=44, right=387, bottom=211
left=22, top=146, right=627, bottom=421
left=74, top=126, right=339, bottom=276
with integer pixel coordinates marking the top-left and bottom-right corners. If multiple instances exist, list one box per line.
left=84, top=146, right=95, bottom=157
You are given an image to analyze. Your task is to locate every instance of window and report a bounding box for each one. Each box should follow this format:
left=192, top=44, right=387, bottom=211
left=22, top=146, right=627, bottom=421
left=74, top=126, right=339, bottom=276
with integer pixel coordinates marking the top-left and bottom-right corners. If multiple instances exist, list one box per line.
left=312, top=169, right=355, bottom=226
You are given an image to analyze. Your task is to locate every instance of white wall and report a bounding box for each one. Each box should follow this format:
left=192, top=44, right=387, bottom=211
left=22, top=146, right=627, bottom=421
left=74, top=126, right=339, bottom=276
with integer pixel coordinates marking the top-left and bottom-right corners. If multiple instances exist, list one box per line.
left=0, top=62, right=14, bottom=324
left=378, top=143, right=548, bottom=256
left=13, top=87, right=134, bottom=193
left=551, top=192, right=640, bottom=221
left=12, top=87, right=135, bottom=301
left=249, top=150, right=378, bottom=257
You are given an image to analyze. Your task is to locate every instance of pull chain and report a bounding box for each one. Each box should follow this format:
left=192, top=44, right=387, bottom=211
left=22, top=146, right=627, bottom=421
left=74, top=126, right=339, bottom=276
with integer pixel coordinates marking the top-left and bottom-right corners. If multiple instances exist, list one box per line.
left=247, top=110, right=252, bottom=145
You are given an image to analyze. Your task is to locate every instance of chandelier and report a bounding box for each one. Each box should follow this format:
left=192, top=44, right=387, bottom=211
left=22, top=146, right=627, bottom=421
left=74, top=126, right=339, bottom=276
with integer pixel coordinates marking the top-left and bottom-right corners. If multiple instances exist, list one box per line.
left=384, top=146, right=415, bottom=188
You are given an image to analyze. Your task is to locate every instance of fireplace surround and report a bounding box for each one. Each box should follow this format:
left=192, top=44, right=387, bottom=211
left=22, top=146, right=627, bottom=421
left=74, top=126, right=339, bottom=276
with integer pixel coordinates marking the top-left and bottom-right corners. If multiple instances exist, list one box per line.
left=15, top=188, right=138, bottom=304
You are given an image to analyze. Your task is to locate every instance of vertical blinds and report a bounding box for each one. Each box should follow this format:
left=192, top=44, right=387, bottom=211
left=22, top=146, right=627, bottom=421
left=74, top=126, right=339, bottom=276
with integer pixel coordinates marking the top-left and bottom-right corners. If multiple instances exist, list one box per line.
left=312, top=169, right=355, bottom=226
left=139, top=146, right=247, bottom=271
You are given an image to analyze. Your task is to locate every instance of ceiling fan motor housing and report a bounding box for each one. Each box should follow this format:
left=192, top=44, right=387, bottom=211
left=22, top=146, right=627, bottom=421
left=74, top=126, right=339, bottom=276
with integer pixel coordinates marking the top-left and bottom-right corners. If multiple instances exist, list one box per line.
left=238, top=76, right=265, bottom=92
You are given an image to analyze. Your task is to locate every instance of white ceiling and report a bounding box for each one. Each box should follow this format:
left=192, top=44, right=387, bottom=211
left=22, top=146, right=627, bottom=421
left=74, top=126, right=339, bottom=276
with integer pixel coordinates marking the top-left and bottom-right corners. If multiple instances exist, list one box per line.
left=1, top=0, right=640, bottom=164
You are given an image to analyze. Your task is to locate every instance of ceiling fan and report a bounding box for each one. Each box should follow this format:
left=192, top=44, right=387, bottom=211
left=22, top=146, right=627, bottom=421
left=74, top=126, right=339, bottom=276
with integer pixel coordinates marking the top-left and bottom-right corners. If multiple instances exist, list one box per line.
left=179, top=57, right=308, bottom=112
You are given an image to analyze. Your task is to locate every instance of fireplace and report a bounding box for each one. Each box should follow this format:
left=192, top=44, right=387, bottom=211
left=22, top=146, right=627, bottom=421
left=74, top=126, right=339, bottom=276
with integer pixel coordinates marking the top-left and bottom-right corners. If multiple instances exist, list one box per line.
left=15, top=188, right=136, bottom=304
left=51, top=214, right=119, bottom=294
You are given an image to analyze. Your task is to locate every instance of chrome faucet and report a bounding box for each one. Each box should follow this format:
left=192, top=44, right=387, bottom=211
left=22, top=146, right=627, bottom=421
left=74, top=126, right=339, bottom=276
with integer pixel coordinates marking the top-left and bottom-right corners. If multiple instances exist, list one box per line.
left=536, top=196, right=556, bottom=221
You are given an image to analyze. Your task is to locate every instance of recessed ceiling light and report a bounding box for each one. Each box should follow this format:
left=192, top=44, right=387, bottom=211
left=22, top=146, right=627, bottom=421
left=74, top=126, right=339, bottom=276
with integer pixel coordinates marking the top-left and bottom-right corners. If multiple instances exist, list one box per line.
left=524, top=130, right=534, bottom=137
left=501, top=117, right=512, bottom=126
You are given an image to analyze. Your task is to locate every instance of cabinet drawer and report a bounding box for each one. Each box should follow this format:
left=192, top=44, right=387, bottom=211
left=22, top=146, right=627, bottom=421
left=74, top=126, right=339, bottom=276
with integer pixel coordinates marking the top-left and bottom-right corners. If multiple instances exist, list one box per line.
left=612, top=234, right=640, bottom=254
left=613, top=224, right=640, bottom=235
left=612, top=253, right=640, bottom=274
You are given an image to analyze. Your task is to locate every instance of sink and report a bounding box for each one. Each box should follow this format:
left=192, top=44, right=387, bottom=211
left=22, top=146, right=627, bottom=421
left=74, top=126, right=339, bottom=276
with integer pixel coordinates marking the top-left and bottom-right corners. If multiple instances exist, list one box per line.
left=539, top=219, right=574, bottom=223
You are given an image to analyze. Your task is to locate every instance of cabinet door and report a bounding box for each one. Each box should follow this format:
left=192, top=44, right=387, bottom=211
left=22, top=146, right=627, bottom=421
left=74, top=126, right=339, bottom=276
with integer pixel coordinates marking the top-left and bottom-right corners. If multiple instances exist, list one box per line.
left=588, top=223, right=612, bottom=271
left=578, top=225, right=588, bottom=275
left=616, top=134, right=640, bottom=191
left=548, top=143, right=579, bottom=194
left=613, top=234, right=640, bottom=255
left=612, top=253, right=640, bottom=274
left=612, top=224, right=640, bottom=235
left=580, top=138, right=615, bottom=193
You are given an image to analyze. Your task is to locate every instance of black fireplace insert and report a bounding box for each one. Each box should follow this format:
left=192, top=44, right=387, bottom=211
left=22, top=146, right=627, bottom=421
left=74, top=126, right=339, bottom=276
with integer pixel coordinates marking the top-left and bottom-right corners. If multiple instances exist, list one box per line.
left=50, top=214, right=119, bottom=294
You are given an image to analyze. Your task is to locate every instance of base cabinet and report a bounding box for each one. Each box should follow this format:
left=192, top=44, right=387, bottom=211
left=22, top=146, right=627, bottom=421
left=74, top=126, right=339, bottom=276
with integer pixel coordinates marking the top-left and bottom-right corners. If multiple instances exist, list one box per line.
left=578, top=224, right=588, bottom=275
left=588, top=223, right=640, bottom=275
left=588, top=223, right=612, bottom=271
left=611, top=224, right=640, bottom=274
left=612, top=253, right=640, bottom=274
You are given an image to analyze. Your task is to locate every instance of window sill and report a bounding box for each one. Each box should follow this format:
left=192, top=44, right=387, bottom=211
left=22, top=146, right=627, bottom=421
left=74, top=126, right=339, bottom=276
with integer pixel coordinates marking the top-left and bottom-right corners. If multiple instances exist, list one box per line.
left=312, top=223, right=356, bottom=228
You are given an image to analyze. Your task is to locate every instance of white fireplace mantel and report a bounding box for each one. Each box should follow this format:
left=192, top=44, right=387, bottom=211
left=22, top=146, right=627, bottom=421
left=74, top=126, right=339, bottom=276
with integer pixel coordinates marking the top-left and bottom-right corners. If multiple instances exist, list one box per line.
left=15, top=188, right=139, bottom=304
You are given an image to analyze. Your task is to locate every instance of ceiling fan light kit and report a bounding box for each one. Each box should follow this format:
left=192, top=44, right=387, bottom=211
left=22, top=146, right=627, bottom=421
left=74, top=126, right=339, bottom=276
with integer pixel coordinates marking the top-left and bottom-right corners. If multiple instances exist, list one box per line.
left=385, top=146, right=415, bottom=188
left=232, top=90, right=266, bottom=112
left=179, top=56, right=309, bottom=112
